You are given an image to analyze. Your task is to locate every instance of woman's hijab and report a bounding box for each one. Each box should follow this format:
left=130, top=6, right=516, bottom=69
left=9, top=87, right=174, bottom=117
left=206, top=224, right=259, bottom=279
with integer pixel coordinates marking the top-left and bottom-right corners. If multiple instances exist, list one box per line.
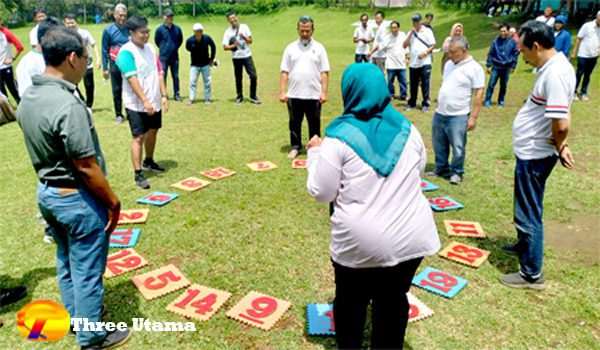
left=325, top=63, right=412, bottom=177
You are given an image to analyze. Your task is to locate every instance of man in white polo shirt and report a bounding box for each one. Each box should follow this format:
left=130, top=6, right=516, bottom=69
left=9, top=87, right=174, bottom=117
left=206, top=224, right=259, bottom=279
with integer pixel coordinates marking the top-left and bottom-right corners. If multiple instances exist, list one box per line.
left=279, top=16, right=330, bottom=160
left=571, top=11, right=600, bottom=101
left=501, top=21, right=575, bottom=290
left=429, top=36, right=484, bottom=185
left=404, top=13, right=436, bottom=112
left=535, top=6, right=555, bottom=27
left=381, top=21, right=408, bottom=100
left=28, top=8, right=47, bottom=48
left=370, top=11, right=389, bottom=71
left=353, top=13, right=373, bottom=63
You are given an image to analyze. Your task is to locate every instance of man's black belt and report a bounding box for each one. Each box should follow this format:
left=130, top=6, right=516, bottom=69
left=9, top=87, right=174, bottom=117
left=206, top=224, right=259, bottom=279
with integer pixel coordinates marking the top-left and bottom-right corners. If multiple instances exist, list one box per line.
left=42, top=179, right=78, bottom=189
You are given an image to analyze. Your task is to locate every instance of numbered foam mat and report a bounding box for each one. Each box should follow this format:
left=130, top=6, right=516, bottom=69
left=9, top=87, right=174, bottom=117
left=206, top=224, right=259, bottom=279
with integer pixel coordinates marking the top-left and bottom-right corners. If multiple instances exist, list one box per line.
left=407, top=292, right=434, bottom=323
left=166, top=284, right=232, bottom=322
left=306, top=304, right=335, bottom=336
left=429, top=196, right=464, bottom=212
left=292, top=159, right=307, bottom=169
left=104, top=249, right=148, bottom=279
left=247, top=161, right=278, bottom=172
left=109, top=228, right=142, bottom=248
left=420, top=179, right=439, bottom=192
left=439, top=242, right=490, bottom=268
left=136, top=192, right=179, bottom=207
left=171, top=177, right=211, bottom=192
left=412, top=266, right=468, bottom=298
left=200, top=167, right=236, bottom=180
left=132, top=264, right=191, bottom=300
left=226, top=291, right=291, bottom=331
left=118, top=209, right=150, bottom=225
left=444, top=220, right=486, bottom=238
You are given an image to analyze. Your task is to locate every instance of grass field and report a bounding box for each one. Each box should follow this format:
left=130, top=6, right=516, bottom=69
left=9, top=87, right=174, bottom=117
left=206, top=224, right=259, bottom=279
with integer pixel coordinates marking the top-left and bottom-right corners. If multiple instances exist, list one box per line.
left=0, top=6, right=599, bottom=350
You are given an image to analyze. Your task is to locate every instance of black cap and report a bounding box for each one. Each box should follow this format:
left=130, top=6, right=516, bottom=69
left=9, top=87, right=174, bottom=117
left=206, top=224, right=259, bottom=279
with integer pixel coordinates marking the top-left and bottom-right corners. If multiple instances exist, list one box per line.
left=164, top=9, right=174, bottom=17
left=411, top=13, right=422, bottom=22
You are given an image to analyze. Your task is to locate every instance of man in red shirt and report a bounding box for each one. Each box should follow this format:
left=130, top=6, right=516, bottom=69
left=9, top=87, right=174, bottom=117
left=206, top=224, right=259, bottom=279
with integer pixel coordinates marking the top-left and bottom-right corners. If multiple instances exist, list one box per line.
left=0, top=19, right=23, bottom=103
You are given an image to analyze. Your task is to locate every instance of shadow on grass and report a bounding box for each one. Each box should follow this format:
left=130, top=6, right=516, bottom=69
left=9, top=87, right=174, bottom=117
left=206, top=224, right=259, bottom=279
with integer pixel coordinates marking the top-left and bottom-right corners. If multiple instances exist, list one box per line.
left=0, top=267, right=56, bottom=313
left=104, top=280, right=145, bottom=324
left=477, top=236, right=521, bottom=274
left=144, top=159, right=179, bottom=179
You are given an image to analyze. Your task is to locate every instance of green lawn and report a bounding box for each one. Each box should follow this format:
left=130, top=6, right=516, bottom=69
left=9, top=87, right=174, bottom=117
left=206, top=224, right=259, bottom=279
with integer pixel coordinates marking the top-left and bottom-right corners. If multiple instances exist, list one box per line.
left=1, top=6, right=599, bottom=350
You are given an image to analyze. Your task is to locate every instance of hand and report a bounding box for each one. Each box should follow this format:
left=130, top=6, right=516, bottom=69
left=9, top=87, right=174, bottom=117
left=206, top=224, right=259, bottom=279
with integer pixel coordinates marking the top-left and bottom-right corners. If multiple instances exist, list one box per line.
left=161, top=96, right=169, bottom=113
left=144, top=100, right=156, bottom=115
left=486, top=67, right=491, bottom=74
left=3, top=57, right=12, bottom=65
left=307, top=135, right=322, bottom=149
left=102, top=70, right=109, bottom=80
left=559, top=145, right=575, bottom=169
left=418, top=52, right=427, bottom=60
left=105, top=201, right=121, bottom=234
left=570, top=53, right=576, bottom=60
left=279, top=92, right=288, bottom=103
left=320, top=92, right=328, bottom=104
left=467, top=117, right=477, bottom=131
left=510, top=68, right=515, bottom=74
left=96, top=62, right=101, bottom=70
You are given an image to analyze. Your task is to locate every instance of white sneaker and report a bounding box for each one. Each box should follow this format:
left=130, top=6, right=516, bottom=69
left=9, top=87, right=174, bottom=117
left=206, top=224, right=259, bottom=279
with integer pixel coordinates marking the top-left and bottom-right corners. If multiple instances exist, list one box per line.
left=287, top=149, right=299, bottom=159
left=449, top=174, right=463, bottom=185
left=581, top=95, right=590, bottom=101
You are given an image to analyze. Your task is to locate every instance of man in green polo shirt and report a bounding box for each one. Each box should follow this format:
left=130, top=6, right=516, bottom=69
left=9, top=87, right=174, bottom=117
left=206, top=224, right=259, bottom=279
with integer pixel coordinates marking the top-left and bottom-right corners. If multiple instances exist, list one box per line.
left=17, top=26, right=130, bottom=350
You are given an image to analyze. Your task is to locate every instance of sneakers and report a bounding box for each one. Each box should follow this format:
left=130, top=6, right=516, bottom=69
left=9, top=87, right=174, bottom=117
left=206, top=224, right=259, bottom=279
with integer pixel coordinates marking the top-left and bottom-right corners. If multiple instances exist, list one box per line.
left=484, top=101, right=492, bottom=108
left=498, top=101, right=505, bottom=108
left=405, top=106, right=414, bottom=111
left=449, top=174, right=463, bottom=185
left=174, top=95, right=182, bottom=102
left=134, top=172, right=150, bottom=190
left=581, top=95, right=590, bottom=102
left=0, top=286, right=27, bottom=307
left=81, top=328, right=131, bottom=350
left=500, top=272, right=546, bottom=290
left=204, top=99, right=212, bottom=105
left=287, top=148, right=299, bottom=159
left=142, top=159, right=165, bottom=173
left=115, top=116, right=124, bottom=124
left=235, top=96, right=243, bottom=104
left=249, top=97, right=262, bottom=105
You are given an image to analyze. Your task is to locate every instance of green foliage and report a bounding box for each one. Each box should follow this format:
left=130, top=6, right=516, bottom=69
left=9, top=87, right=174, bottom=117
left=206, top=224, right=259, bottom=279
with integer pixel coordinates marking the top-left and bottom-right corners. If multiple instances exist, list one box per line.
left=434, top=0, right=487, bottom=11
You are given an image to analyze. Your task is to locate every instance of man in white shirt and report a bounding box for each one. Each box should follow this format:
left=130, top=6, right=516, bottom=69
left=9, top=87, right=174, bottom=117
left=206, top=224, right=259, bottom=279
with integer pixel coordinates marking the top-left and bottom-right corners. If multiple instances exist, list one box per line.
left=571, top=11, right=600, bottom=101
left=28, top=8, right=47, bottom=48
left=404, top=13, right=436, bottom=112
left=535, top=6, right=555, bottom=27
left=222, top=11, right=260, bottom=104
left=64, top=14, right=101, bottom=109
left=279, top=16, right=330, bottom=160
left=430, top=36, right=484, bottom=185
left=501, top=21, right=575, bottom=290
left=370, top=11, right=389, bottom=71
left=353, top=13, right=373, bottom=63
left=379, top=21, right=407, bottom=100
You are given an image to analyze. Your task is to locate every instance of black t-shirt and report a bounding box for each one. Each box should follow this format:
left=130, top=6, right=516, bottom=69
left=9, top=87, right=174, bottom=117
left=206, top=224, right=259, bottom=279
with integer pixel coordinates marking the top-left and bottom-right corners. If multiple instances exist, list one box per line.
left=185, top=35, right=216, bottom=67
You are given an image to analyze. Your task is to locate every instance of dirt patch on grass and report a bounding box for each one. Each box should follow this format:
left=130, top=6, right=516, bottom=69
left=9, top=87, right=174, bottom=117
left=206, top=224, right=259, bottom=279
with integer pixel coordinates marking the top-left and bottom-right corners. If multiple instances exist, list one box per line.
left=545, top=214, right=600, bottom=266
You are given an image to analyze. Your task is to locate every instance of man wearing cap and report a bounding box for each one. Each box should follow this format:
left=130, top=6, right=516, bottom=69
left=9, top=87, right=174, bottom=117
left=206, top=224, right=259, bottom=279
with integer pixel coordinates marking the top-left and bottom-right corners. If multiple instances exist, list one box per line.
left=155, top=9, right=183, bottom=101
left=403, top=13, right=436, bottom=112
left=484, top=23, right=519, bottom=108
left=553, top=15, right=571, bottom=57
left=571, top=11, right=600, bottom=101
left=186, top=23, right=216, bottom=105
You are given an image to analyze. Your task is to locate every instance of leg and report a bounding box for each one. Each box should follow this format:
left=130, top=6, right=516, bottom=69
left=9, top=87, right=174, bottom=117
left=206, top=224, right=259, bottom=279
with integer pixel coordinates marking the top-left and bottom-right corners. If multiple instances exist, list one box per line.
left=0, top=69, right=8, bottom=97
left=244, top=57, right=258, bottom=99
left=110, top=64, right=123, bottom=118
left=399, top=69, right=407, bottom=99
left=448, top=115, right=469, bottom=176
left=432, top=112, right=450, bottom=175
left=2, top=67, right=20, bottom=103
left=201, top=65, right=212, bottom=101
left=171, top=59, right=180, bottom=98
left=387, top=69, right=397, bottom=96
left=161, top=58, right=169, bottom=94
left=189, top=66, right=200, bottom=102
left=233, top=59, right=243, bottom=99
left=131, top=135, right=144, bottom=171
left=498, top=68, right=510, bottom=105
left=305, top=99, right=322, bottom=141
left=84, top=67, right=95, bottom=108
left=421, top=64, right=432, bottom=108
left=332, top=261, right=371, bottom=350
left=287, top=99, right=304, bottom=150
left=485, top=68, right=500, bottom=104
left=144, top=129, right=158, bottom=160
left=580, top=57, right=597, bottom=96
left=370, top=258, right=423, bottom=349
left=408, top=68, right=420, bottom=108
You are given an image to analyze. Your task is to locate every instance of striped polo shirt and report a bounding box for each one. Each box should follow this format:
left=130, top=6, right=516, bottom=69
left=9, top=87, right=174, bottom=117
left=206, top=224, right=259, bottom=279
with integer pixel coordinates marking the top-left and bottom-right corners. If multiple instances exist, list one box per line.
left=512, top=52, right=575, bottom=160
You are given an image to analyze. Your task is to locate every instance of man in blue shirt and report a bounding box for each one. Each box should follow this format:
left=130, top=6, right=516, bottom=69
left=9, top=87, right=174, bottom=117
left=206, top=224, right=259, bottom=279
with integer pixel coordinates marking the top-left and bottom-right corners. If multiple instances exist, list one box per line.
left=553, top=15, right=571, bottom=57
left=101, top=3, right=129, bottom=123
left=154, top=9, right=183, bottom=101
left=484, top=23, right=520, bottom=107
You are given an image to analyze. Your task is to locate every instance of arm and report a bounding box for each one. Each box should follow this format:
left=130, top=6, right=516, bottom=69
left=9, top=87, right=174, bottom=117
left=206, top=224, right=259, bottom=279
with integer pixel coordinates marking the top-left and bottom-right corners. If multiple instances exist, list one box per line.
left=185, top=38, right=192, bottom=52
left=403, top=30, right=413, bottom=48
left=3, top=29, right=24, bottom=60
left=154, top=27, right=162, bottom=48
left=468, top=88, right=484, bottom=131
left=176, top=27, right=183, bottom=48
left=279, top=71, right=288, bottom=103
left=93, top=41, right=101, bottom=69
left=158, top=63, right=168, bottom=113
left=72, top=157, right=121, bottom=233
left=571, top=37, right=581, bottom=59
left=209, top=37, right=216, bottom=62
left=306, top=138, right=343, bottom=203
left=101, top=28, right=110, bottom=71
left=486, top=42, right=494, bottom=71
left=552, top=118, right=573, bottom=169
left=320, top=72, right=329, bottom=104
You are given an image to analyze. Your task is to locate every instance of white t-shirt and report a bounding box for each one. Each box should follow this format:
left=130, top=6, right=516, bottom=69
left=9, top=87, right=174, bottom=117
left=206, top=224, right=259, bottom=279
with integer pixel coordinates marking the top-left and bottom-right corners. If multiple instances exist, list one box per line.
left=437, top=57, right=485, bottom=116
left=29, top=25, right=39, bottom=47
left=536, top=15, right=556, bottom=27
left=513, top=53, right=575, bottom=160
left=306, top=126, right=440, bottom=268
left=117, top=42, right=162, bottom=112
left=353, top=25, right=373, bottom=55
left=0, top=32, right=11, bottom=70
left=77, top=28, right=96, bottom=68
left=222, top=24, right=252, bottom=59
left=16, top=50, right=45, bottom=96
left=384, top=32, right=408, bottom=70
left=280, top=39, right=330, bottom=100
left=408, top=26, right=436, bottom=68
left=576, top=20, right=600, bottom=58
left=371, top=22, right=390, bottom=59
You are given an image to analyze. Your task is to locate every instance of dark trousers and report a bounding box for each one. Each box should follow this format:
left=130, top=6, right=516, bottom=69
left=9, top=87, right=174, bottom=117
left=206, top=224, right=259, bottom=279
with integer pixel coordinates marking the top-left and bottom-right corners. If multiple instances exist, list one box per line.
left=408, top=65, right=432, bottom=108
left=287, top=98, right=321, bottom=150
left=485, top=67, right=511, bottom=104
left=82, top=67, right=94, bottom=108
left=575, top=56, right=598, bottom=96
left=513, top=155, right=557, bottom=280
left=160, top=57, right=180, bottom=97
left=0, top=66, right=20, bottom=103
left=333, top=257, right=423, bottom=350
left=109, top=63, right=123, bottom=118
left=355, top=54, right=369, bottom=63
left=233, top=57, right=258, bottom=99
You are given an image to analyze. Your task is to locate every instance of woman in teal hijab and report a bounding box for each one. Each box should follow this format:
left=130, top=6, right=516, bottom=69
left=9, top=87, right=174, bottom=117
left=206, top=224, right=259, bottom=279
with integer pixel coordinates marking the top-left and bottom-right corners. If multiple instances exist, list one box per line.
left=306, top=63, right=440, bottom=349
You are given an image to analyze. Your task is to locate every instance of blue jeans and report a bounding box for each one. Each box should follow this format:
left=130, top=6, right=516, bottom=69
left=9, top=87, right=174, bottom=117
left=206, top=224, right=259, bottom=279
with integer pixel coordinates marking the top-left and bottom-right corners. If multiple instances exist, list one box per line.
left=37, top=183, right=109, bottom=346
left=513, top=156, right=557, bottom=280
left=485, top=67, right=511, bottom=104
left=432, top=113, right=468, bottom=176
left=387, top=69, right=407, bottom=98
left=161, top=57, right=180, bottom=97
left=190, top=65, right=212, bottom=102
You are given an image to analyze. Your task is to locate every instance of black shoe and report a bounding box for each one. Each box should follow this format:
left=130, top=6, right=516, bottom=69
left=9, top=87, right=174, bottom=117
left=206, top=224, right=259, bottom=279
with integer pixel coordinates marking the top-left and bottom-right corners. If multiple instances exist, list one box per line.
left=0, top=286, right=27, bottom=307
left=81, top=328, right=131, bottom=350
left=249, top=97, right=262, bottom=105
left=134, top=172, right=150, bottom=189
left=142, top=159, right=165, bottom=173
left=174, top=95, right=182, bottom=102
left=235, top=96, right=243, bottom=104
left=502, top=243, right=521, bottom=255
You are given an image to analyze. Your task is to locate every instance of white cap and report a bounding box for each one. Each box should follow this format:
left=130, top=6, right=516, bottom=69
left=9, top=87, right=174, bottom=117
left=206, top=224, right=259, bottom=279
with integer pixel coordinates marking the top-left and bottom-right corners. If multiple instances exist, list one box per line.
left=193, top=23, right=204, bottom=32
